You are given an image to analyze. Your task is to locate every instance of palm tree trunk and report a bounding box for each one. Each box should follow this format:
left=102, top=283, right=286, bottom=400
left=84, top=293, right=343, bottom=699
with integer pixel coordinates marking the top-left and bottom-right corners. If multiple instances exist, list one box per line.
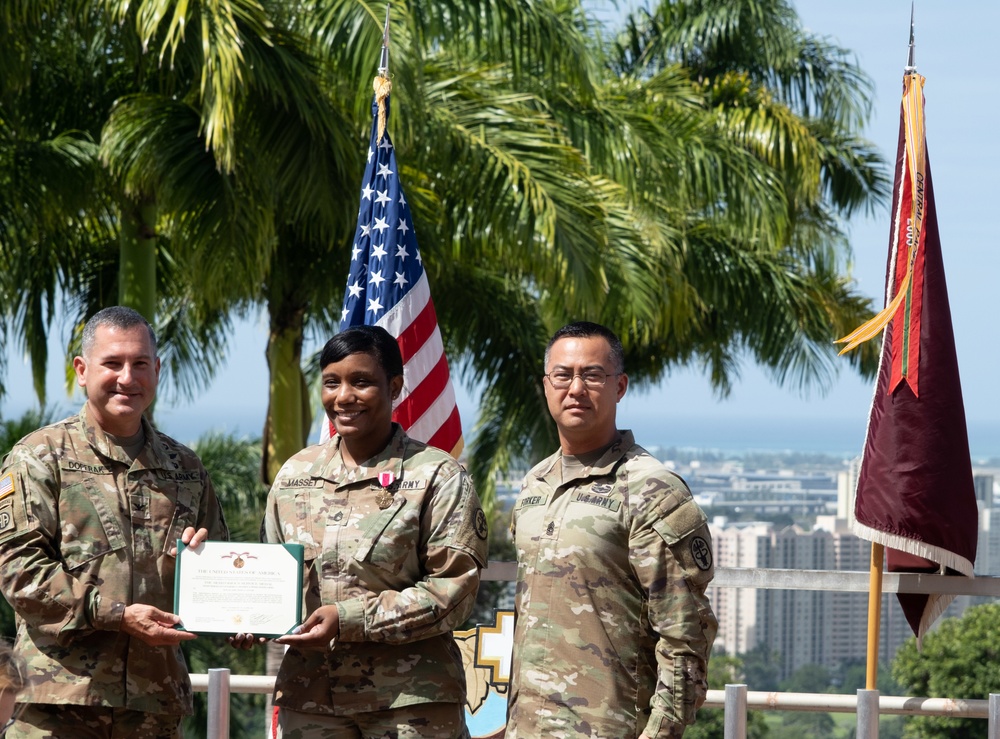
left=263, top=302, right=310, bottom=484
left=118, top=194, right=157, bottom=323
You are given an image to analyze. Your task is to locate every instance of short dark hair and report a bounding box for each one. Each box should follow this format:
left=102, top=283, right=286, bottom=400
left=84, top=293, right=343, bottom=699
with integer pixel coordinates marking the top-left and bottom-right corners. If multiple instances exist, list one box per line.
left=81, top=306, right=157, bottom=357
left=545, top=321, right=625, bottom=374
left=320, top=325, right=404, bottom=379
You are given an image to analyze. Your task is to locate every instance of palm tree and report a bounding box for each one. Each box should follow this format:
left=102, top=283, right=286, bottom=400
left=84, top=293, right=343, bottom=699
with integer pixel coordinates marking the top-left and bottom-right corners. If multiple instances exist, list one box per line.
left=1, top=0, right=888, bottom=514
left=0, top=1, right=352, bottom=423
left=344, top=0, right=889, bottom=501
left=198, top=0, right=889, bottom=501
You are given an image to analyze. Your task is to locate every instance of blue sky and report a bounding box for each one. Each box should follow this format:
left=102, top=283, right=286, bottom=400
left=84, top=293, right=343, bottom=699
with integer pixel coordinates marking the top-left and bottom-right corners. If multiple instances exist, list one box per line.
left=4, top=1, right=999, bottom=457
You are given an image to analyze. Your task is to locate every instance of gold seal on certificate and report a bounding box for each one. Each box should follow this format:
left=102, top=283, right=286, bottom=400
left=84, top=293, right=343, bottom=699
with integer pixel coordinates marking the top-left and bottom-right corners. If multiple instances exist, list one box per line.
left=174, top=540, right=303, bottom=636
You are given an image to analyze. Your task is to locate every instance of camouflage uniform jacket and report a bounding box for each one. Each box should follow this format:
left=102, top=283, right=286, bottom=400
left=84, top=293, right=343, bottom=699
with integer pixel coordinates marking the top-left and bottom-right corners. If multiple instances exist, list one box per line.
left=263, top=424, right=488, bottom=715
left=0, top=405, right=229, bottom=714
left=507, top=431, right=718, bottom=739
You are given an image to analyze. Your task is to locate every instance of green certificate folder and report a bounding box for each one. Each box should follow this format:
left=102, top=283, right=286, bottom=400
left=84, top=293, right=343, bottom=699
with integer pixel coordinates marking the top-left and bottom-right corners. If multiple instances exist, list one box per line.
left=174, top=540, right=304, bottom=637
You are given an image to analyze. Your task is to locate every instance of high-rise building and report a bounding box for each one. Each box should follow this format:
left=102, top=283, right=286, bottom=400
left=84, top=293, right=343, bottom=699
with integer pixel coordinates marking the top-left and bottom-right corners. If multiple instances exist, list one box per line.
left=709, top=518, right=912, bottom=680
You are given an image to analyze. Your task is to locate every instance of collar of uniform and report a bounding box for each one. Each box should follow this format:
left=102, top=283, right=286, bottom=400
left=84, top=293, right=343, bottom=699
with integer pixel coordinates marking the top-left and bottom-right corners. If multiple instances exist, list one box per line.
left=537, top=429, right=636, bottom=484
left=78, top=404, right=176, bottom=471
left=313, top=423, right=408, bottom=488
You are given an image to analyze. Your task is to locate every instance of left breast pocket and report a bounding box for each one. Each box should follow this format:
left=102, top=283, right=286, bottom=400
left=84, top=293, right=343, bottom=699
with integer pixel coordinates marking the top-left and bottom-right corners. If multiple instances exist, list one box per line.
left=157, top=481, right=200, bottom=556
left=351, top=496, right=420, bottom=575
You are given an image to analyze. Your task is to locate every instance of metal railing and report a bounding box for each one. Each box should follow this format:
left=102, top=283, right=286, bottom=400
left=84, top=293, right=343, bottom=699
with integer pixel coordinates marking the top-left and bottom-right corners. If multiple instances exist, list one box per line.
left=191, top=564, right=1000, bottom=738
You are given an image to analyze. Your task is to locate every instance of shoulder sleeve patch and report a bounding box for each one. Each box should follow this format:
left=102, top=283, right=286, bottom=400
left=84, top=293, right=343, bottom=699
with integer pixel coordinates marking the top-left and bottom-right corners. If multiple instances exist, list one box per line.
left=0, top=505, right=15, bottom=535
left=652, top=497, right=714, bottom=585
left=0, top=473, right=14, bottom=501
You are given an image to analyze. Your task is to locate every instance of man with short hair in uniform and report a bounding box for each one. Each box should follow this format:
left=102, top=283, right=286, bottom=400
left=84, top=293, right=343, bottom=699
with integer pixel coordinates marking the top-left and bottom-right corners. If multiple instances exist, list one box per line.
left=507, top=321, right=718, bottom=739
left=0, top=306, right=229, bottom=739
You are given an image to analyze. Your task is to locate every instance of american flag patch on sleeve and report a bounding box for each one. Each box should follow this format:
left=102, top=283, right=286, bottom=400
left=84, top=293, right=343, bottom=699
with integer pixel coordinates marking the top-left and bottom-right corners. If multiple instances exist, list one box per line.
left=0, top=473, right=14, bottom=500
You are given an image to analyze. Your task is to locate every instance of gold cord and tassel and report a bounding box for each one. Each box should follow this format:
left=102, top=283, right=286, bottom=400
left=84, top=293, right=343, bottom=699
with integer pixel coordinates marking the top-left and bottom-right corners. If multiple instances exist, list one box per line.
left=373, top=75, right=392, bottom=144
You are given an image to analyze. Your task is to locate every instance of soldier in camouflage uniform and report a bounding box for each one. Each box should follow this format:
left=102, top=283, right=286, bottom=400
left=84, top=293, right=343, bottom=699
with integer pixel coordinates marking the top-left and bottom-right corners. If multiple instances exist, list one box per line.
left=0, top=307, right=228, bottom=739
left=507, top=322, right=718, bottom=739
left=256, top=325, right=488, bottom=739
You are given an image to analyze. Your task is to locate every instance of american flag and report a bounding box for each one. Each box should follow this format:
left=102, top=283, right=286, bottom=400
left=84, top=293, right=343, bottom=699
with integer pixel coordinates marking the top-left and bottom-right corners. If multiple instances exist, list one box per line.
left=320, top=93, right=464, bottom=457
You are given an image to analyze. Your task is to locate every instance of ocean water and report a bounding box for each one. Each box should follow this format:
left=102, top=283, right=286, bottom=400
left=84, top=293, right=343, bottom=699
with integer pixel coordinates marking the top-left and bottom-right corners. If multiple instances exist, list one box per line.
left=628, top=414, right=1000, bottom=463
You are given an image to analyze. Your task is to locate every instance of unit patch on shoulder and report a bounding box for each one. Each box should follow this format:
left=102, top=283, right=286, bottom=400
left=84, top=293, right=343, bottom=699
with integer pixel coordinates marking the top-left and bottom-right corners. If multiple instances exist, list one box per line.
left=0, top=505, right=15, bottom=534
left=690, top=536, right=713, bottom=571
left=474, top=509, right=489, bottom=540
left=0, top=473, right=14, bottom=501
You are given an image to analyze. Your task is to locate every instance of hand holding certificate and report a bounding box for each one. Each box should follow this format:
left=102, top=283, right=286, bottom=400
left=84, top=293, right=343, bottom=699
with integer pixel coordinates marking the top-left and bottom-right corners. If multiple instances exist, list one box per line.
left=174, top=540, right=304, bottom=636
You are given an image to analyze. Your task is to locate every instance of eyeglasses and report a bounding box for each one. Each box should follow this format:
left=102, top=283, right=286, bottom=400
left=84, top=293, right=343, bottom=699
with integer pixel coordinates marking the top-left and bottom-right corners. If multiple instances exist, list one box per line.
left=544, top=369, right=619, bottom=389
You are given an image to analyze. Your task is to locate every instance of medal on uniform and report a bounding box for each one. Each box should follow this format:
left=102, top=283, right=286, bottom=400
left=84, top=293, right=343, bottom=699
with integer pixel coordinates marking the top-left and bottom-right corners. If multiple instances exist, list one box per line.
left=376, top=471, right=396, bottom=509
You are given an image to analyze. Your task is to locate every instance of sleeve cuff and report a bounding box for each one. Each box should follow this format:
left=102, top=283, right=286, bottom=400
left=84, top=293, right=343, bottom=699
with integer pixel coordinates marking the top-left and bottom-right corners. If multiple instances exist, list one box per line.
left=644, top=710, right=686, bottom=739
left=334, top=598, right=365, bottom=642
left=91, top=593, right=126, bottom=631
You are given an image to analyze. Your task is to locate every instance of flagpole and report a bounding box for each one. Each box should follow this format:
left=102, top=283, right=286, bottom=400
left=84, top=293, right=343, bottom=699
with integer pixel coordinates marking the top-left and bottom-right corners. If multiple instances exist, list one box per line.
left=865, top=542, right=884, bottom=690
left=865, top=7, right=911, bottom=693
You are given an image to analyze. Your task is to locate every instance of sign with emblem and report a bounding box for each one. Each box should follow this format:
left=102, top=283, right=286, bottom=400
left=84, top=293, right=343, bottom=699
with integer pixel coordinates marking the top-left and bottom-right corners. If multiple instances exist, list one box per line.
left=455, top=610, right=514, bottom=739
left=174, top=540, right=304, bottom=636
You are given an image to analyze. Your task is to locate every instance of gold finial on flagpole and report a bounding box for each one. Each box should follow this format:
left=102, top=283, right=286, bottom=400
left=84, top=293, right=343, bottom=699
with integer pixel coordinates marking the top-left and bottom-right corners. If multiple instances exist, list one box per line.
left=373, top=4, right=392, bottom=143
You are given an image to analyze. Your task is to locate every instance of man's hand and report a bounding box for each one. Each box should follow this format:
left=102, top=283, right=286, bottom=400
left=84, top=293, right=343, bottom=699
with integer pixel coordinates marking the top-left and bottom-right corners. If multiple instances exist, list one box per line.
left=274, top=605, right=340, bottom=651
left=120, top=604, right=196, bottom=646
left=168, top=526, right=210, bottom=557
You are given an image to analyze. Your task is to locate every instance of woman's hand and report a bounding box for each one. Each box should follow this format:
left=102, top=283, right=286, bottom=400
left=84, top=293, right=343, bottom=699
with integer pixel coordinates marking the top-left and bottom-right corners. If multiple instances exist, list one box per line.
left=227, top=633, right=267, bottom=650
left=274, top=605, right=340, bottom=650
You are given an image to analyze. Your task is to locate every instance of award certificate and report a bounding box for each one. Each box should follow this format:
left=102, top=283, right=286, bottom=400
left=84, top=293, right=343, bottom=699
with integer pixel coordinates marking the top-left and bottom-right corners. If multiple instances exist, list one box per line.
left=174, top=540, right=304, bottom=636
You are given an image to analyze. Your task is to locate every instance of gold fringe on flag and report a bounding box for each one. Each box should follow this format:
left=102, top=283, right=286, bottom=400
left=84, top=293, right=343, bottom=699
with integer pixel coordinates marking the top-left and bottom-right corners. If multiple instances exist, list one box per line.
left=373, top=74, right=392, bottom=144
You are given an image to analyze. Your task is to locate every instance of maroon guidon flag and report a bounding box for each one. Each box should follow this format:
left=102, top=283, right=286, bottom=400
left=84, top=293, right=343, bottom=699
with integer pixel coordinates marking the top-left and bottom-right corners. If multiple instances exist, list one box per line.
left=838, top=69, right=978, bottom=639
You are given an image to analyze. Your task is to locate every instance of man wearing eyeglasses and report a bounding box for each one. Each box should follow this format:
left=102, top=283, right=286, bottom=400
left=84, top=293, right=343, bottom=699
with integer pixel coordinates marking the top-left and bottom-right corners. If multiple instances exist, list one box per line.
left=506, top=321, right=718, bottom=739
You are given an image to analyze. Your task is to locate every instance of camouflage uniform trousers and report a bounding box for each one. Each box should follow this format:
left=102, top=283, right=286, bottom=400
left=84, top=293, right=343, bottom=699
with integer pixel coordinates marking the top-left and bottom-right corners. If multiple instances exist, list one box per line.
left=8, top=704, right=182, bottom=739
left=276, top=703, right=470, bottom=739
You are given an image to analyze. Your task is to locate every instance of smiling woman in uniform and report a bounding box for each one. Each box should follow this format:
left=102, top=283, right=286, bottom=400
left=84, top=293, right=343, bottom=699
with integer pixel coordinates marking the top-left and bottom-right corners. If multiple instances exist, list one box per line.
left=245, top=325, right=488, bottom=739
